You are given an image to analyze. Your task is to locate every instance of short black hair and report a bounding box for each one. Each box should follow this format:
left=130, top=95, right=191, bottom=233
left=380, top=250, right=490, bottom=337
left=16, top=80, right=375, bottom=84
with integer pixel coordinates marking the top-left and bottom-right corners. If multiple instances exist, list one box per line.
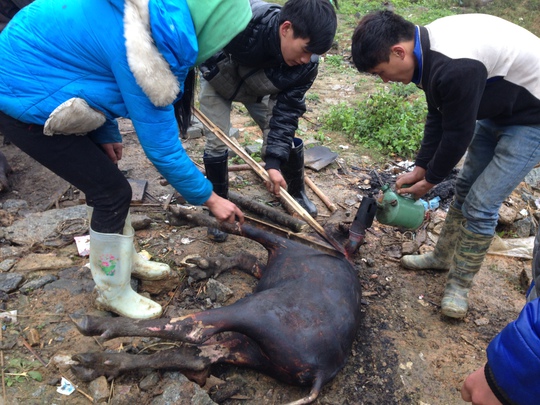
left=351, top=10, right=415, bottom=72
left=279, top=0, right=338, bottom=55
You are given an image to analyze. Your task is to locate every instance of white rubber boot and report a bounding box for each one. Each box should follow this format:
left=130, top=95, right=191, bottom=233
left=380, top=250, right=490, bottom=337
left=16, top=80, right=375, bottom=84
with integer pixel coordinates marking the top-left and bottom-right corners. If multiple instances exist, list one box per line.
left=89, top=228, right=162, bottom=319
left=123, top=214, right=172, bottom=281
left=86, top=206, right=171, bottom=281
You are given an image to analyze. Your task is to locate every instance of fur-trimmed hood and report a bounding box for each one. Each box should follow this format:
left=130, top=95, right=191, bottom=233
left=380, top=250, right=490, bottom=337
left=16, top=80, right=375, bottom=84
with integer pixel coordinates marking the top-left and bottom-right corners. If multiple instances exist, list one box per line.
left=124, top=0, right=252, bottom=106
left=124, top=0, right=196, bottom=107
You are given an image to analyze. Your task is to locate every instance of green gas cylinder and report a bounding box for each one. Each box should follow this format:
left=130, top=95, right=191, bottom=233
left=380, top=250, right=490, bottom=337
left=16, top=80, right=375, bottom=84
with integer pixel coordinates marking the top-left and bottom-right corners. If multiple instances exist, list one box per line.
left=375, top=184, right=425, bottom=230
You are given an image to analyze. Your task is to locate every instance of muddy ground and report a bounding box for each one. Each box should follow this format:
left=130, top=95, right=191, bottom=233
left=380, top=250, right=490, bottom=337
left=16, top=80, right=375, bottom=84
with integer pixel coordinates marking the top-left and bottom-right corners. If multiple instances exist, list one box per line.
left=0, top=64, right=533, bottom=405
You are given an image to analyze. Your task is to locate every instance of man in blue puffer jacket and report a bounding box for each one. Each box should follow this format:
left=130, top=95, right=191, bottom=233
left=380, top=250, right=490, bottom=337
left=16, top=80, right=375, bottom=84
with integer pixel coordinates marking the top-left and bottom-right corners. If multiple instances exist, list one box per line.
left=0, top=0, right=249, bottom=320
left=461, top=234, right=540, bottom=405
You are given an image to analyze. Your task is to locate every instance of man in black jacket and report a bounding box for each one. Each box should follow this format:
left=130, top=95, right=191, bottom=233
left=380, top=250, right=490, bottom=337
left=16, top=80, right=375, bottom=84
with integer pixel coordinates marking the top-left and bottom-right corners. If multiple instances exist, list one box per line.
left=198, top=0, right=337, bottom=241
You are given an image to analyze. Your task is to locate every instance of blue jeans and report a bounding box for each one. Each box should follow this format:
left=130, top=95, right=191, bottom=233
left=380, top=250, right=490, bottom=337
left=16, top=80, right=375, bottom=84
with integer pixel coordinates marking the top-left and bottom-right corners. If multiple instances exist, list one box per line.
left=453, top=119, right=540, bottom=236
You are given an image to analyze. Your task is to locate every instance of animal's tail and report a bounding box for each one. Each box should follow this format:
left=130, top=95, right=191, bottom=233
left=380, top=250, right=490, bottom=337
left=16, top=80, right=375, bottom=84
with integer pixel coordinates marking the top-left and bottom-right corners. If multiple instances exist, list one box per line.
left=283, top=375, right=324, bottom=405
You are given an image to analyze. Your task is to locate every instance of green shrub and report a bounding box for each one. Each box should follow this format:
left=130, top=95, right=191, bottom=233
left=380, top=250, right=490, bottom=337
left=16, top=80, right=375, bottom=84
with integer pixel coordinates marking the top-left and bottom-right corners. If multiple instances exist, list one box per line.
left=323, top=83, right=427, bottom=158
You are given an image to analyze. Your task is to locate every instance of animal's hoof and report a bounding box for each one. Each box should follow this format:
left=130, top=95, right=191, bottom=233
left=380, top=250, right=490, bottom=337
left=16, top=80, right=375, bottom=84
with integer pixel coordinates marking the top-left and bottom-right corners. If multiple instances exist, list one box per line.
left=182, top=255, right=208, bottom=269
left=182, top=255, right=214, bottom=281
left=71, top=353, right=107, bottom=382
left=69, top=313, right=91, bottom=335
left=71, top=352, right=121, bottom=381
left=71, top=364, right=103, bottom=382
left=69, top=314, right=111, bottom=339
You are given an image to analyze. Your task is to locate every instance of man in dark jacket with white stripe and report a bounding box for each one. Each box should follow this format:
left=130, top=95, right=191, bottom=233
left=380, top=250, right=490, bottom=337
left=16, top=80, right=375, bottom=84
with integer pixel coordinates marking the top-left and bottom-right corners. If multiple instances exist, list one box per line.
left=352, top=10, right=540, bottom=318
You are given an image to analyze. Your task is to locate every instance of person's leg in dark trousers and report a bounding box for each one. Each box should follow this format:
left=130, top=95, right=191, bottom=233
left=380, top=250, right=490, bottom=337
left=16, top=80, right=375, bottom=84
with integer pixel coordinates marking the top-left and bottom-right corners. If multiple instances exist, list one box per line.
left=0, top=111, right=164, bottom=319
left=0, top=111, right=131, bottom=232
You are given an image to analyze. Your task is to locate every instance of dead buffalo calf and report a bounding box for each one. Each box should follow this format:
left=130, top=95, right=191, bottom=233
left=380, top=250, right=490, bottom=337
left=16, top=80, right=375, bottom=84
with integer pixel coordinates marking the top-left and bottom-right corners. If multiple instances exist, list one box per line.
left=70, top=206, right=363, bottom=404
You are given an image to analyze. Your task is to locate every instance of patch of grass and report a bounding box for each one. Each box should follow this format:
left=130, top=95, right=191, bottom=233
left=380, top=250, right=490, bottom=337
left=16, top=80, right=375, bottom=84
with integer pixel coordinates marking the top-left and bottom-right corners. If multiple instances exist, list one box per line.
left=306, top=92, right=321, bottom=103
left=323, top=54, right=357, bottom=74
left=314, top=131, right=332, bottom=144
left=325, top=54, right=343, bottom=68
left=322, top=83, right=426, bottom=158
left=4, top=358, right=43, bottom=386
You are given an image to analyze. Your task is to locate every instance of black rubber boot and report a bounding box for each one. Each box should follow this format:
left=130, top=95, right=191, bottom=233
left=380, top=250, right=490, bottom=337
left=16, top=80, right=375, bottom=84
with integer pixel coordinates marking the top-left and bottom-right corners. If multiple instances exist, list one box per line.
left=281, top=138, right=318, bottom=218
left=203, top=151, right=229, bottom=243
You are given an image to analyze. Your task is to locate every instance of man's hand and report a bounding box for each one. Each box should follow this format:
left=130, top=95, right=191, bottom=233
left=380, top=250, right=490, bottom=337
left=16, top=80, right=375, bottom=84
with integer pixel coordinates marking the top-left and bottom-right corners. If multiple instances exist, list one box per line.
left=266, top=168, right=287, bottom=197
left=101, top=142, right=123, bottom=164
left=204, top=192, right=244, bottom=224
left=395, top=166, right=434, bottom=199
left=461, top=366, right=502, bottom=405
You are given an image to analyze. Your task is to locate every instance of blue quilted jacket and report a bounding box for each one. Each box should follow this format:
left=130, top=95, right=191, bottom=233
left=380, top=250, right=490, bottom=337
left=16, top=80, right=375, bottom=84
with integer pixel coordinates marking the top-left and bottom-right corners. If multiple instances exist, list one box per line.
left=0, top=0, right=249, bottom=205
left=485, top=296, right=540, bottom=405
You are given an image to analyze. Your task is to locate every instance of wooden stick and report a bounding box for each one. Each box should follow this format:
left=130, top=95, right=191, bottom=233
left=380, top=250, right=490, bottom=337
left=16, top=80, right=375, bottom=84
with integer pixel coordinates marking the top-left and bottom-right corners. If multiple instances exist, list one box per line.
left=229, top=191, right=308, bottom=233
left=230, top=163, right=337, bottom=213
left=192, top=107, right=342, bottom=253
left=304, top=176, right=337, bottom=213
left=228, top=163, right=253, bottom=172
left=243, top=215, right=339, bottom=256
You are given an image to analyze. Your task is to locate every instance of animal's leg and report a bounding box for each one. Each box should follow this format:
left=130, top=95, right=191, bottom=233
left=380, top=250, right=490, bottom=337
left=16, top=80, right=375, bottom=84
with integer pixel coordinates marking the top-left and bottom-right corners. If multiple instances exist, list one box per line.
left=71, top=332, right=265, bottom=382
left=70, top=305, right=247, bottom=344
left=71, top=344, right=211, bottom=382
left=184, top=252, right=264, bottom=281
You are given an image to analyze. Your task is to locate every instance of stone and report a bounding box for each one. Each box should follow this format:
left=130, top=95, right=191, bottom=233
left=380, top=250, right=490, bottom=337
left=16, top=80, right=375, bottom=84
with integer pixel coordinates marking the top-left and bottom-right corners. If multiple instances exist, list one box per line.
left=498, top=204, right=517, bottom=226
left=0, top=272, right=24, bottom=293
left=89, top=376, right=110, bottom=403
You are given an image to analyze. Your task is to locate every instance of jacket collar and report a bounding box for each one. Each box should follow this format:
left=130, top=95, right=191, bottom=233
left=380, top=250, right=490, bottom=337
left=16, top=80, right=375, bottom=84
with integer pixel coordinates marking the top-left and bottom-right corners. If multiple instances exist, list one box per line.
left=417, top=26, right=431, bottom=90
left=124, top=0, right=179, bottom=107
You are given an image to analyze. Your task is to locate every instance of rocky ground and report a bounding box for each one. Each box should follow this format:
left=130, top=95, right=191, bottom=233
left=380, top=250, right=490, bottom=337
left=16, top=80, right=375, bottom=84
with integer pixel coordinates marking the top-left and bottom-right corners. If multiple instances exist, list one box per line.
left=0, top=65, right=539, bottom=405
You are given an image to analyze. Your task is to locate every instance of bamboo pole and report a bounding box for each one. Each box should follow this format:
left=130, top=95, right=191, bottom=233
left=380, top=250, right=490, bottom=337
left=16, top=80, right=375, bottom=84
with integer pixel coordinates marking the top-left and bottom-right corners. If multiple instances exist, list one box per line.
left=229, top=163, right=338, bottom=213
left=192, top=107, right=343, bottom=253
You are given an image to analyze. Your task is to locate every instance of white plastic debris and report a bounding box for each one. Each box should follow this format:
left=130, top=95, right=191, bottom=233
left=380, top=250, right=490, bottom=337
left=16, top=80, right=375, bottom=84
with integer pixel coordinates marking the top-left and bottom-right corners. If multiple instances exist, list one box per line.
left=0, top=310, right=17, bottom=323
left=57, top=377, right=75, bottom=395
left=138, top=250, right=152, bottom=261
left=181, top=237, right=193, bottom=245
left=74, top=235, right=90, bottom=256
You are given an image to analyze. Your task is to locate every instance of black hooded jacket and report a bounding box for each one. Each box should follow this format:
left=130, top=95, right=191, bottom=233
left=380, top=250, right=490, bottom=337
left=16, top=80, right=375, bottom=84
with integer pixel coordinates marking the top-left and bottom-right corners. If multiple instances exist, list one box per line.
left=199, top=0, right=318, bottom=170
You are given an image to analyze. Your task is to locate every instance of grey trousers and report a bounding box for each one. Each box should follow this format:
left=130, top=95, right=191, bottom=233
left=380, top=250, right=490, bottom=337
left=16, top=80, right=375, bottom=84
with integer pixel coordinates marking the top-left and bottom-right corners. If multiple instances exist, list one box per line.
left=199, top=78, right=273, bottom=158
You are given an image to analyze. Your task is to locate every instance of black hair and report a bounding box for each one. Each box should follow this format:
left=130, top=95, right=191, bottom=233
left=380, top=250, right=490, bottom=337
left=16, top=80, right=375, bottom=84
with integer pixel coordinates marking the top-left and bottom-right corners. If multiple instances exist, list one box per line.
left=174, top=68, right=196, bottom=137
left=279, top=0, right=338, bottom=55
left=351, top=10, right=415, bottom=72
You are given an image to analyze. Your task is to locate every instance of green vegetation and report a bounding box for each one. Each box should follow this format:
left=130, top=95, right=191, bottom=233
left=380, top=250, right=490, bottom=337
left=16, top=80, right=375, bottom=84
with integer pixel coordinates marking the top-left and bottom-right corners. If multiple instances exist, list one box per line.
left=306, top=92, right=321, bottom=103
left=4, top=358, right=43, bottom=386
left=323, top=83, right=426, bottom=158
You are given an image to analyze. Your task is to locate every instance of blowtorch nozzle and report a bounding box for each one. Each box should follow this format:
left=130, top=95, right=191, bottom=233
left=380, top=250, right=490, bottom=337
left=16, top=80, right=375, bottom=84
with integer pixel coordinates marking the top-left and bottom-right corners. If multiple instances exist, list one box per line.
left=345, top=195, right=377, bottom=257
